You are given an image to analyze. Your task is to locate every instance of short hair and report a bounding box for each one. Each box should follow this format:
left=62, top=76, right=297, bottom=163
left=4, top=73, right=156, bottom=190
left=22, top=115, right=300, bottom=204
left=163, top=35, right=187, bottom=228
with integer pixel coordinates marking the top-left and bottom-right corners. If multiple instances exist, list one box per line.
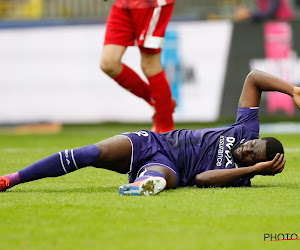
left=261, top=137, right=284, bottom=161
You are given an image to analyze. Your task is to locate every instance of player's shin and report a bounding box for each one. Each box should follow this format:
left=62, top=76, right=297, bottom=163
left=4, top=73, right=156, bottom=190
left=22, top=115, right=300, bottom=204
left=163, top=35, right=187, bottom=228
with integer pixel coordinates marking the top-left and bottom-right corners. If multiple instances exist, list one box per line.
left=148, top=71, right=175, bottom=132
left=113, top=64, right=152, bottom=105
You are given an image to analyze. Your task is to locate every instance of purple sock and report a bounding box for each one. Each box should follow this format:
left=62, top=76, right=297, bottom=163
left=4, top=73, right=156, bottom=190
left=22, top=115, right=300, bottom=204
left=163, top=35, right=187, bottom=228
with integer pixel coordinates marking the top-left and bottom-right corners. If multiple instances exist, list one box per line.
left=134, top=170, right=166, bottom=182
left=4, top=172, right=21, bottom=188
left=18, top=144, right=100, bottom=183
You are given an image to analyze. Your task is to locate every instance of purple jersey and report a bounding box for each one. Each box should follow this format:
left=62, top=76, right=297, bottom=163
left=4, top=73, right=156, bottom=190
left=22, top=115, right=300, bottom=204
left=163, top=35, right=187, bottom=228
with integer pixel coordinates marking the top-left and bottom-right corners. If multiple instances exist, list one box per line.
left=160, top=107, right=259, bottom=187
left=123, top=107, right=259, bottom=187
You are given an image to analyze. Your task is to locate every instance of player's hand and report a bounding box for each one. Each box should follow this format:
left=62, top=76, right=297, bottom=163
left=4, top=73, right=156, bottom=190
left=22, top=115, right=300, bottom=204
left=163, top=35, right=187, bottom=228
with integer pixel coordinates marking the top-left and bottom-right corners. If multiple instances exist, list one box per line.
left=293, top=86, right=300, bottom=109
left=253, top=153, right=285, bottom=176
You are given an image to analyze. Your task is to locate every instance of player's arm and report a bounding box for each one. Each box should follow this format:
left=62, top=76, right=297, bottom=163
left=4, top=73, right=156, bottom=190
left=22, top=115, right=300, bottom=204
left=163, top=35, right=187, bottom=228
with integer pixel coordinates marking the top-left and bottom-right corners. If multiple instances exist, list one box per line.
left=238, top=69, right=300, bottom=108
left=195, top=153, right=285, bottom=188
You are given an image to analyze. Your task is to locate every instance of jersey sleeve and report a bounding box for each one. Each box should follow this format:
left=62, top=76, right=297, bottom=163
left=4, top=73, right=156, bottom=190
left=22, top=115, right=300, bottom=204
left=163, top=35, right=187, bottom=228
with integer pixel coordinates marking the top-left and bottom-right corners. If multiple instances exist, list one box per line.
left=234, top=107, right=259, bottom=136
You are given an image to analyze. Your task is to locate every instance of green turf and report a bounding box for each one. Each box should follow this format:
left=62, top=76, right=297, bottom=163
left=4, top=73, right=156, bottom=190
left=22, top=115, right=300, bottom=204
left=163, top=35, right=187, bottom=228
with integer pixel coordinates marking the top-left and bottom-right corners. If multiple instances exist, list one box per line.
left=0, top=124, right=300, bottom=250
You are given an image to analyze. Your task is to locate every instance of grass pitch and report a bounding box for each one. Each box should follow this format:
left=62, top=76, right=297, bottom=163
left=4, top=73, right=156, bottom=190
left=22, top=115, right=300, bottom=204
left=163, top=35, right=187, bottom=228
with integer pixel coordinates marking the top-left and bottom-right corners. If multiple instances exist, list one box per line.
left=0, top=123, right=300, bottom=250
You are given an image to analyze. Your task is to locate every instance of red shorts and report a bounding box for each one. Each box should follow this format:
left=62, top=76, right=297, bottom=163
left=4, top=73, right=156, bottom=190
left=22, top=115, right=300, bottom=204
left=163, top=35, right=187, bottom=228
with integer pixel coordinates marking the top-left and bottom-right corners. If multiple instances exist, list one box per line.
left=104, top=3, right=174, bottom=54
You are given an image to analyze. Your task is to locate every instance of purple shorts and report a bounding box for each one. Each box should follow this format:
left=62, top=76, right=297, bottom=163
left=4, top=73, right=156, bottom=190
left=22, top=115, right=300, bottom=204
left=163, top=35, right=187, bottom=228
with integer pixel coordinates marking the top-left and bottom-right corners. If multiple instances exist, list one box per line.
left=118, top=130, right=180, bottom=185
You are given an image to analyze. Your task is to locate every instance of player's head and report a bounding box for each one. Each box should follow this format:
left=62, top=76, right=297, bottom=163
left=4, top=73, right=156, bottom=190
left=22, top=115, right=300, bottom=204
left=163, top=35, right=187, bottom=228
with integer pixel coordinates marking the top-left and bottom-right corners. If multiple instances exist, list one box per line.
left=261, top=137, right=284, bottom=161
left=232, top=137, right=284, bottom=167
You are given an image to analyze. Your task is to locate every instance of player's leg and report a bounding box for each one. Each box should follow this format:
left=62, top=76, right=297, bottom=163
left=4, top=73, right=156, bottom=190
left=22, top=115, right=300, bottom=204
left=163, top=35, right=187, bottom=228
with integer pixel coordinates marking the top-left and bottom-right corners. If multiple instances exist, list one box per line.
left=133, top=4, right=176, bottom=132
left=100, top=4, right=153, bottom=105
left=100, top=44, right=125, bottom=78
left=0, top=136, right=132, bottom=192
left=100, top=45, right=153, bottom=105
left=116, top=131, right=178, bottom=196
left=95, top=134, right=178, bottom=196
left=141, top=51, right=176, bottom=133
left=0, top=144, right=100, bottom=191
left=93, top=135, right=132, bottom=174
left=119, top=165, right=177, bottom=196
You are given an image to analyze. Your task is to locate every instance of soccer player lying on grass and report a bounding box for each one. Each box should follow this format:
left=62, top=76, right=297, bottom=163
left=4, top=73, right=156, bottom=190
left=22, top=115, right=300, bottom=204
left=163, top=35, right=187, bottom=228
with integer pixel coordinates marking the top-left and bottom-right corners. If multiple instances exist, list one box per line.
left=1, top=70, right=300, bottom=195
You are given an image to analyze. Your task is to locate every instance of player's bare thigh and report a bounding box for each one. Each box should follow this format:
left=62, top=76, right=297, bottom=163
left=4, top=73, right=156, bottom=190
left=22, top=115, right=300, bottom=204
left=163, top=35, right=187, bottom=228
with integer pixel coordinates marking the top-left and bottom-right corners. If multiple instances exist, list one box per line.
left=94, top=135, right=132, bottom=174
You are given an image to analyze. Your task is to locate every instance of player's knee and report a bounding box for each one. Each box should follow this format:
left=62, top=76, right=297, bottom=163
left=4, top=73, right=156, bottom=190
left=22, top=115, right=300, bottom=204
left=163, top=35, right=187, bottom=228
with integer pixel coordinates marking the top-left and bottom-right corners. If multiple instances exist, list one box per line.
left=99, top=58, right=113, bottom=74
left=100, top=57, right=121, bottom=76
left=93, top=136, right=132, bottom=173
left=141, top=53, right=162, bottom=77
left=141, top=62, right=162, bottom=77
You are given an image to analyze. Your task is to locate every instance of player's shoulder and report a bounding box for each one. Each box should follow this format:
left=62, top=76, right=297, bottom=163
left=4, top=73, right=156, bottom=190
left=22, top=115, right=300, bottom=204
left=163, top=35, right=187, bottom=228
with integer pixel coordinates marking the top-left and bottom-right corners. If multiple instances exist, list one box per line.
left=235, top=107, right=259, bottom=125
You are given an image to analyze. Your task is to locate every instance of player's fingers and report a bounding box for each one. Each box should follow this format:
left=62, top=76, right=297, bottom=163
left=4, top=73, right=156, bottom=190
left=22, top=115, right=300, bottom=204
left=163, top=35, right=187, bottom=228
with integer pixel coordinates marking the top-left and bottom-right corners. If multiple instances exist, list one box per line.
left=272, top=153, right=280, bottom=163
left=278, top=158, right=286, bottom=172
left=273, top=154, right=284, bottom=167
left=277, top=154, right=284, bottom=164
left=275, top=158, right=286, bottom=173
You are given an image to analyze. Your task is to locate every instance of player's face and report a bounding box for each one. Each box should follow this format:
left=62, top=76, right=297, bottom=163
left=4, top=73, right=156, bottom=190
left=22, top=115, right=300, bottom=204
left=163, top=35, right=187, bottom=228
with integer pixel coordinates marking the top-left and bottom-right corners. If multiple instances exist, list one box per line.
left=232, top=139, right=267, bottom=167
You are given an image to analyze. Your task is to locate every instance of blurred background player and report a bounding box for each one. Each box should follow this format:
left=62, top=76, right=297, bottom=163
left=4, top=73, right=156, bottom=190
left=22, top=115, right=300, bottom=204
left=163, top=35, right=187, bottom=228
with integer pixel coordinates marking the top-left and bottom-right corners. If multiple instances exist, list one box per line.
left=100, top=0, right=176, bottom=133
left=234, top=0, right=294, bottom=21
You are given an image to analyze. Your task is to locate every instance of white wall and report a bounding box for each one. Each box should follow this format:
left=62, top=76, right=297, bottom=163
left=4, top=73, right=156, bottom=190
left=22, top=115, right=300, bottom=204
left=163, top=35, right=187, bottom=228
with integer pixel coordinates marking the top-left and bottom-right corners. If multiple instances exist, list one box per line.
left=0, top=21, right=232, bottom=123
